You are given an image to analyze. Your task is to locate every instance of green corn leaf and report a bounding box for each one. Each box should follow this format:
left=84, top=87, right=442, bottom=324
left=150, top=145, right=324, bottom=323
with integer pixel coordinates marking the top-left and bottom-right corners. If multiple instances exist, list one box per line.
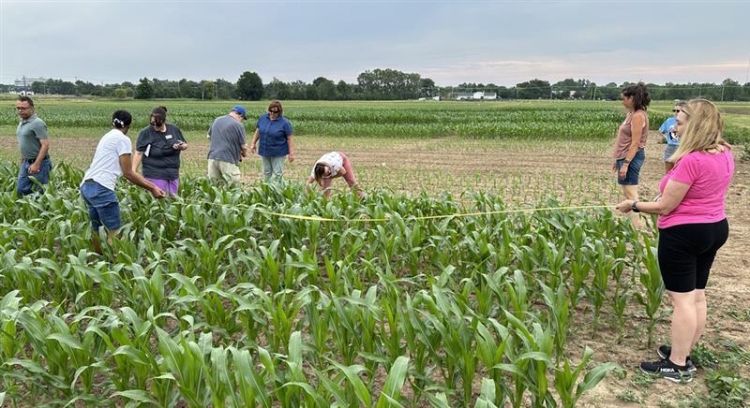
left=280, top=381, right=326, bottom=405
left=230, top=347, right=270, bottom=408
left=329, top=360, right=372, bottom=407
left=576, top=362, right=618, bottom=396
left=47, top=332, right=84, bottom=350
left=376, top=356, right=409, bottom=408
left=517, top=351, right=552, bottom=364
left=112, top=389, right=159, bottom=405
left=112, top=345, right=150, bottom=366
left=474, top=378, right=498, bottom=408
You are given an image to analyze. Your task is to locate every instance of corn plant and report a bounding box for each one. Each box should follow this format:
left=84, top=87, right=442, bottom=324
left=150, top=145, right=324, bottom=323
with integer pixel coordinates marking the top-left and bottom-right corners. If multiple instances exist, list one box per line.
left=554, top=347, right=617, bottom=408
left=376, top=356, right=410, bottom=408
left=0, top=158, right=653, bottom=406
left=634, top=234, right=665, bottom=347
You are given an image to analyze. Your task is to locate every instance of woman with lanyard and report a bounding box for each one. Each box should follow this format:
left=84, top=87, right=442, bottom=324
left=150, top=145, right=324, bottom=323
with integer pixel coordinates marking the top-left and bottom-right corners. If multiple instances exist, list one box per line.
left=132, top=106, right=188, bottom=196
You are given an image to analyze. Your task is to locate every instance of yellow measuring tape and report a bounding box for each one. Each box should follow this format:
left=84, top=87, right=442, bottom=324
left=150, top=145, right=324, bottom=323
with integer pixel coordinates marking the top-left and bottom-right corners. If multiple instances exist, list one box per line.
left=257, top=204, right=611, bottom=223
left=175, top=195, right=612, bottom=223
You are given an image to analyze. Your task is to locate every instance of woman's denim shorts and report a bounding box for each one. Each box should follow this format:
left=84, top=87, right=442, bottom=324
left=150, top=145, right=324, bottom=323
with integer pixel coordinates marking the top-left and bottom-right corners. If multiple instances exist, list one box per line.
left=80, top=180, right=121, bottom=231
left=615, top=148, right=645, bottom=185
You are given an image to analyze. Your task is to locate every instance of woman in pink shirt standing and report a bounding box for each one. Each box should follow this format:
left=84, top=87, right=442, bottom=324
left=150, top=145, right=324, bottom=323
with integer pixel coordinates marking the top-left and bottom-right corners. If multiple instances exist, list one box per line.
left=617, top=99, right=735, bottom=383
left=612, top=82, right=650, bottom=228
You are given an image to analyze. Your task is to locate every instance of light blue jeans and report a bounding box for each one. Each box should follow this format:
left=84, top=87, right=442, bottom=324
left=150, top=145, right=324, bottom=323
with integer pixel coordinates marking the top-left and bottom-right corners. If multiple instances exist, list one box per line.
left=261, top=156, right=286, bottom=183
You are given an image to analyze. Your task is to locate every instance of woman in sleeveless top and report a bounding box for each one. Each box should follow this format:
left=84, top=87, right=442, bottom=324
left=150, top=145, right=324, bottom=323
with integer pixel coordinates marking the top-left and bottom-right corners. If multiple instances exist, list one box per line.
left=612, top=82, right=650, bottom=228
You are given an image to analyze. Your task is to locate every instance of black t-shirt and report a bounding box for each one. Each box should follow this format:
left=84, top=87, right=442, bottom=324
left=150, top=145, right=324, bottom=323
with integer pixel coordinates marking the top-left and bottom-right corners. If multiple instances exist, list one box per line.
left=136, top=124, right=186, bottom=180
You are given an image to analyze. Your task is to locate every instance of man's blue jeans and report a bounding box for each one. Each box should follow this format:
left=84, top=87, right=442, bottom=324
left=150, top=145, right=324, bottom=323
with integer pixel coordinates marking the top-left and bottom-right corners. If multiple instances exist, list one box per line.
left=17, top=157, right=52, bottom=196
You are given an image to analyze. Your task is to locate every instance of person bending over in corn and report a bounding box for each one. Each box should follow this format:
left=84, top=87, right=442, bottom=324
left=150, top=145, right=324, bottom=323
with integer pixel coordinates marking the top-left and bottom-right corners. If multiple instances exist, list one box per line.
left=81, top=110, right=166, bottom=254
left=306, top=151, right=364, bottom=198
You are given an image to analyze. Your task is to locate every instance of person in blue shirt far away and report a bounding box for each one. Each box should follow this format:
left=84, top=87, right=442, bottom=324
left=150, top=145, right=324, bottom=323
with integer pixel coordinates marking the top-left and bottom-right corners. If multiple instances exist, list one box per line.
left=659, top=100, right=687, bottom=172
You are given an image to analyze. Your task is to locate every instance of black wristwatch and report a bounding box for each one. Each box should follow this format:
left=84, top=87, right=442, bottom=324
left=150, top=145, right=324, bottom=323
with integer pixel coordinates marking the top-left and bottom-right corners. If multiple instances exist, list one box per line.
left=631, top=201, right=640, bottom=213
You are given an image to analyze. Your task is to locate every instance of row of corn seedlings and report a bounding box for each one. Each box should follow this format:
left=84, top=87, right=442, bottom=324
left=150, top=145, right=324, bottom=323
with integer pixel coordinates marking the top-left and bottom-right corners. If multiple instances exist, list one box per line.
left=0, top=161, right=661, bottom=406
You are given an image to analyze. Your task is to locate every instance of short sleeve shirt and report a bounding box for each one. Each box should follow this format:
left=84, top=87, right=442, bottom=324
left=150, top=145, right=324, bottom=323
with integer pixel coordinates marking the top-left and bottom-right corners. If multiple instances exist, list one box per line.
left=657, top=149, right=735, bottom=229
left=82, top=129, right=133, bottom=191
left=17, top=114, right=49, bottom=160
left=310, top=152, right=344, bottom=177
left=256, top=114, right=293, bottom=157
left=659, top=117, right=679, bottom=146
left=207, top=115, right=246, bottom=164
left=136, top=124, right=186, bottom=180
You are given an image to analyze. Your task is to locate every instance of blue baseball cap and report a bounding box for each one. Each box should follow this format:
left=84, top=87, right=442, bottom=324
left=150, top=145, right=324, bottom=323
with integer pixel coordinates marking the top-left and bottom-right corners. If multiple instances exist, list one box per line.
left=232, top=105, right=247, bottom=120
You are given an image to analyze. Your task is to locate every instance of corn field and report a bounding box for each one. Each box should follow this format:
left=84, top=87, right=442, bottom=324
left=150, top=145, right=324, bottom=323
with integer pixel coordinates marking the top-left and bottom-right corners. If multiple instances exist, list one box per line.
left=0, top=161, right=670, bottom=407
left=3, top=99, right=750, bottom=145
left=1, top=100, right=671, bottom=140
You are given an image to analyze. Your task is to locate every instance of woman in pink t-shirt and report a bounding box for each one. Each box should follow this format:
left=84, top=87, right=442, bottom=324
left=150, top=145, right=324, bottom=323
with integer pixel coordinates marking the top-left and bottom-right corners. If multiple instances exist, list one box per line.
left=617, top=99, right=735, bottom=383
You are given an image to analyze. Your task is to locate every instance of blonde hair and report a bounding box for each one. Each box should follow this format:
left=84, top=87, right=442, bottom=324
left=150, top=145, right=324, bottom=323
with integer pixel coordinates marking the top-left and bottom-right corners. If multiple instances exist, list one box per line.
left=668, top=99, right=730, bottom=163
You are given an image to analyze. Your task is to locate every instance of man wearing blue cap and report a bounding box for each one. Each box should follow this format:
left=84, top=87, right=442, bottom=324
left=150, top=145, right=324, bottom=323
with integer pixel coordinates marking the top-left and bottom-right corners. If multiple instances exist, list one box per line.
left=207, top=105, right=248, bottom=184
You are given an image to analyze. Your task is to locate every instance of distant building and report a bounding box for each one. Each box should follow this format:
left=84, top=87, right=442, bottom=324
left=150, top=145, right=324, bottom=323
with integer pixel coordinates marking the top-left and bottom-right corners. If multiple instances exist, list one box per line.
left=7, top=90, right=35, bottom=96
left=13, top=76, right=46, bottom=93
left=455, top=91, right=497, bottom=100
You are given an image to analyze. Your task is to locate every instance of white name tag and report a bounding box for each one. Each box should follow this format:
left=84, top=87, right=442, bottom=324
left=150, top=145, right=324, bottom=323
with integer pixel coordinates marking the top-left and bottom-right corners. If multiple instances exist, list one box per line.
left=165, top=134, right=173, bottom=140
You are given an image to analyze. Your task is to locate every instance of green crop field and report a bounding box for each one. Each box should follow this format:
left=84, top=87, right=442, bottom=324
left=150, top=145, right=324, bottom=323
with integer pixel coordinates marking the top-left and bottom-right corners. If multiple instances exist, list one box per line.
left=0, top=98, right=748, bottom=407
left=2, top=98, right=748, bottom=143
left=0, top=164, right=653, bottom=407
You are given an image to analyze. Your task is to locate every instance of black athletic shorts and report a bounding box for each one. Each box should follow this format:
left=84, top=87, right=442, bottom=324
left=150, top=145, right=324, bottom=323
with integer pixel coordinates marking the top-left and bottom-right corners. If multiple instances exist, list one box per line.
left=658, top=219, right=729, bottom=293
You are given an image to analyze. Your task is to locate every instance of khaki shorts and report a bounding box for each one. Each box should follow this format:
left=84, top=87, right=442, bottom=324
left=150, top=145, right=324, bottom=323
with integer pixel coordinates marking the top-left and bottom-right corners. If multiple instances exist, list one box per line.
left=207, top=159, right=241, bottom=184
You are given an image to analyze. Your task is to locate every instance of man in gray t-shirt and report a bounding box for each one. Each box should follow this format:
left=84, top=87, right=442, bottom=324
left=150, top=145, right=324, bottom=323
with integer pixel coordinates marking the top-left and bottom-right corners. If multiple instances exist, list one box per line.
left=15, top=96, right=52, bottom=196
left=207, top=105, right=248, bottom=184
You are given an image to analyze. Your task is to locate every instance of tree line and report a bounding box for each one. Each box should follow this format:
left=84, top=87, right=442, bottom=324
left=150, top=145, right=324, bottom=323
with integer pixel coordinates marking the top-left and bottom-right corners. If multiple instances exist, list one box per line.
left=3, top=69, right=750, bottom=101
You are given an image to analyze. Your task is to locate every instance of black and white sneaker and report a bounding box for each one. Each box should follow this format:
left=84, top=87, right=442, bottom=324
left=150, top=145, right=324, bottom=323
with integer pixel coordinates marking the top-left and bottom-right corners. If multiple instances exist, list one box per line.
left=657, top=345, right=698, bottom=373
left=640, top=358, right=694, bottom=383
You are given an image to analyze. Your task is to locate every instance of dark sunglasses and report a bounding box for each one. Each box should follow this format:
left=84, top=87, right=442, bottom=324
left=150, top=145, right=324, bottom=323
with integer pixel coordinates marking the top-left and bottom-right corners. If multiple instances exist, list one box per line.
left=269, top=108, right=280, bottom=113
left=672, top=109, right=680, bottom=113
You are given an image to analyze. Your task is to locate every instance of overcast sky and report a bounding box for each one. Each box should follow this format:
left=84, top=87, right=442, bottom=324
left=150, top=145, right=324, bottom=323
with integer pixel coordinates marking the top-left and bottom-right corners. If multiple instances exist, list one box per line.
left=1, top=0, right=749, bottom=86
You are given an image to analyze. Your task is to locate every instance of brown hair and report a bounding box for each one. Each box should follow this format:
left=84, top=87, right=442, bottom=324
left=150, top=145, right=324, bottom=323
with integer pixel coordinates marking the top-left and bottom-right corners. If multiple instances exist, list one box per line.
left=268, top=100, right=283, bottom=115
left=17, top=95, right=34, bottom=107
left=314, top=163, right=327, bottom=181
left=621, top=82, right=651, bottom=111
left=151, top=106, right=167, bottom=126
